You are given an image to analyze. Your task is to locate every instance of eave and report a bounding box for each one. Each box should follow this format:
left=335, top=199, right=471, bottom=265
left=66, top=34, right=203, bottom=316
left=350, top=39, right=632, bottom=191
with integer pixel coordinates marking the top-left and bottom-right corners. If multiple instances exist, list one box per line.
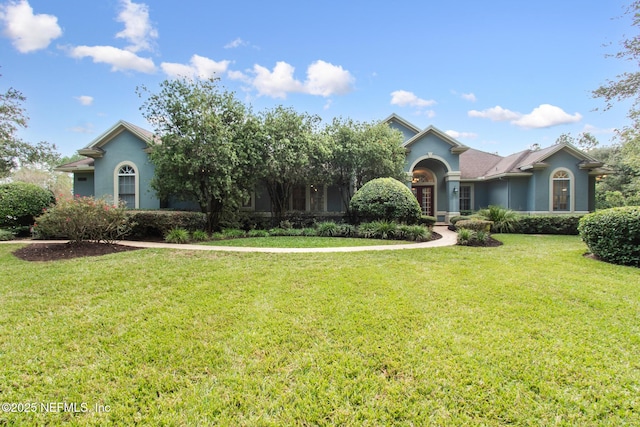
left=518, top=162, right=548, bottom=171
left=77, top=148, right=104, bottom=158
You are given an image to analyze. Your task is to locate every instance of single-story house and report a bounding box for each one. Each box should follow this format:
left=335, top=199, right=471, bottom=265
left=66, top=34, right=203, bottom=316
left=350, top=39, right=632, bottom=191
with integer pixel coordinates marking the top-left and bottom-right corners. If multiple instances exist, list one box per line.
left=56, top=114, right=606, bottom=222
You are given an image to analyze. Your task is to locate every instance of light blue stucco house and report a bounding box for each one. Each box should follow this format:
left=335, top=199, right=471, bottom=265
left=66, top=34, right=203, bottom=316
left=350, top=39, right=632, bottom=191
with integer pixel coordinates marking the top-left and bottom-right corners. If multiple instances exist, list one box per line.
left=56, top=114, right=606, bottom=222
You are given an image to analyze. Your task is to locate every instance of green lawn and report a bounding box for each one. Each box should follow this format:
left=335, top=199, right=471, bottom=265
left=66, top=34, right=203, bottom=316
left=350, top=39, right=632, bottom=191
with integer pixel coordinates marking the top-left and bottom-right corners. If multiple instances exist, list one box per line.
left=200, top=236, right=411, bottom=248
left=1, top=235, right=639, bottom=425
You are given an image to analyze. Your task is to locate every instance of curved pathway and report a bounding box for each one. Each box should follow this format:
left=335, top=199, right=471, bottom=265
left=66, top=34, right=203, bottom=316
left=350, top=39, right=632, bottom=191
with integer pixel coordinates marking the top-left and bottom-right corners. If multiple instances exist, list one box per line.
left=2, top=226, right=458, bottom=254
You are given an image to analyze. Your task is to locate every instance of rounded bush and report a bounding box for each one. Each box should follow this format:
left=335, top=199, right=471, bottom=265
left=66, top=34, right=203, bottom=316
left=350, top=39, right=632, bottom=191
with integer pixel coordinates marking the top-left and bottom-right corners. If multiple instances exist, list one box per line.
left=349, top=178, right=421, bottom=224
left=578, top=206, right=640, bottom=267
left=0, top=182, right=55, bottom=227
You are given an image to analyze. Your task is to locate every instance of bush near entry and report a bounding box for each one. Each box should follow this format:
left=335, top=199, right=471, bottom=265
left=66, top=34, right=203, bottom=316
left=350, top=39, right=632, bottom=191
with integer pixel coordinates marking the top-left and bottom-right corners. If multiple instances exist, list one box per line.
left=578, top=206, right=640, bottom=267
left=350, top=177, right=421, bottom=224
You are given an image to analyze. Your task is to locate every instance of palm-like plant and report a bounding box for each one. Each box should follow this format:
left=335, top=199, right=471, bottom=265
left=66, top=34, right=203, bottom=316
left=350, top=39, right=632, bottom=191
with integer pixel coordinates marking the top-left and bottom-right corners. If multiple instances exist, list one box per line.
left=477, top=205, right=519, bottom=233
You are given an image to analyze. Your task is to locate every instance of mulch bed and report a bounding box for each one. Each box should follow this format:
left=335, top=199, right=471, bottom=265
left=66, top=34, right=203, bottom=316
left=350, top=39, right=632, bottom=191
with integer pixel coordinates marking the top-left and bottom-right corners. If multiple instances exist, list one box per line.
left=461, top=236, right=504, bottom=247
left=12, top=241, right=142, bottom=262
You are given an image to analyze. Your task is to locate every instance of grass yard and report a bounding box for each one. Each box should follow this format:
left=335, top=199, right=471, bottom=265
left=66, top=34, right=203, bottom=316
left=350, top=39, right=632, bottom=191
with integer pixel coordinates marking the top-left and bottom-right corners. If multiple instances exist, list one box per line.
left=1, top=235, right=639, bottom=425
left=200, top=236, right=412, bottom=248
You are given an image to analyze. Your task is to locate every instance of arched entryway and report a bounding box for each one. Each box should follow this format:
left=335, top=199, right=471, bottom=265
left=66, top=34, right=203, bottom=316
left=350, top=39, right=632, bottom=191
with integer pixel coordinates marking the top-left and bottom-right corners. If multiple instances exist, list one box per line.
left=411, top=167, right=436, bottom=217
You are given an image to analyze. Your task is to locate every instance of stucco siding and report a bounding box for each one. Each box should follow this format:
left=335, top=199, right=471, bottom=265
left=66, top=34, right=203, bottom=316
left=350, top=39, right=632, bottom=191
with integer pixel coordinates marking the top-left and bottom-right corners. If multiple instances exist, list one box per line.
left=509, top=178, right=530, bottom=211
left=73, top=172, right=94, bottom=197
left=404, top=133, right=460, bottom=173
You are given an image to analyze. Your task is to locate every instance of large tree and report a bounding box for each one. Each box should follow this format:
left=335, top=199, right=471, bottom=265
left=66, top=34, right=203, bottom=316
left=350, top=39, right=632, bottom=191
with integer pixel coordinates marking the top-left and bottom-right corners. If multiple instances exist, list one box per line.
left=1, top=75, right=59, bottom=178
left=256, top=106, right=325, bottom=222
left=592, top=1, right=640, bottom=206
left=138, top=78, right=259, bottom=232
left=322, top=118, right=406, bottom=214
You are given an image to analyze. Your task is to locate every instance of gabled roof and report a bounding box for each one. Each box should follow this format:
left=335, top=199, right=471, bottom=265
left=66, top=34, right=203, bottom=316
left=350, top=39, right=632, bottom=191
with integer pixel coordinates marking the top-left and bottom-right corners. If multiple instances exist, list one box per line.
left=78, top=120, right=154, bottom=158
left=460, top=142, right=605, bottom=180
left=382, top=113, right=422, bottom=134
left=403, top=125, right=470, bottom=154
left=54, top=157, right=95, bottom=173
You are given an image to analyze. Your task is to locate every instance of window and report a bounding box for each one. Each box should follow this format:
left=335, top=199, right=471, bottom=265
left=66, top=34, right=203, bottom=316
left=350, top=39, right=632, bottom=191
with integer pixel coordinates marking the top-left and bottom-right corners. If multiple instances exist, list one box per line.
left=310, top=184, right=324, bottom=212
left=291, top=185, right=306, bottom=211
left=116, top=163, right=137, bottom=208
left=552, top=169, right=571, bottom=211
left=459, top=185, right=472, bottom=212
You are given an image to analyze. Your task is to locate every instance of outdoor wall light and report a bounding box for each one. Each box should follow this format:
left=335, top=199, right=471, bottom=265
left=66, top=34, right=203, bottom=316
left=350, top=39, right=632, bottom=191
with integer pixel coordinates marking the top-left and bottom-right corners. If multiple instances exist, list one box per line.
left=453, top=186, right=458, bottom=195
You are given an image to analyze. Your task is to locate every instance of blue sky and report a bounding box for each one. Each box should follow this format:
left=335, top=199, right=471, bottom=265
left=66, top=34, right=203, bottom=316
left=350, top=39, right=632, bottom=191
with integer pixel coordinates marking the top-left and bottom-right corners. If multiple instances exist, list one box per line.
left=0, top=0, right=634, bottom=157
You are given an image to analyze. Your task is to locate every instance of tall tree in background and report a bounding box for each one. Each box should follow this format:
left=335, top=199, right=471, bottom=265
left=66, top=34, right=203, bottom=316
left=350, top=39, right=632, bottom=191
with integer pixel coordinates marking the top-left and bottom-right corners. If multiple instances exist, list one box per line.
left=1, top=74, right=59, bottom=178
left=555, top=132, right=599, bottom=152
left=138, top=78, right=260, bottom=232
left=256, top=106, right=325, bottom=223
left=593, top=1, right=640, bottom=206
left=323, top=118, right=406, bottom=214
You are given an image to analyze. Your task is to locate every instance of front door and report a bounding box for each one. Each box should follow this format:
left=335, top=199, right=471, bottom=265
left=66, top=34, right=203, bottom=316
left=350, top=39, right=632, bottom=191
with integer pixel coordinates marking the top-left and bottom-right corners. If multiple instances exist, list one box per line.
left=412, top=186, right=434, bottom=217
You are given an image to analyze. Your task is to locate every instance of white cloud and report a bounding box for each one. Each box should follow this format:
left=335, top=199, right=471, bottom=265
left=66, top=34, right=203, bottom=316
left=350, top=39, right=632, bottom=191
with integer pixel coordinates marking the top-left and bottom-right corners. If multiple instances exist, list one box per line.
left=445, top=130, right=478, bottom=139
left=461, top=92, right=477, bottom=102
left=304, top=60, right=354, bottom=97
left=0, top=0, right=62, bottom=53
left=69, top=123, right=95, bottom=134
left=252, top=61, right=304, bottom=98
left=161, top=54, right=230, bottom=79
left=582, top=124, right=616, bottom=135
left=468, top=105, right=520, bottom=122
left=75, top=95, right=94, bottom=106
left=511, top=104, right=582, bottom=129
left=70, top=45, right=156, bottom=73
left=224, top=37, right=248, bottom=49
left=115, top=0, right=158, bottom=53
left=228, top=69, right=251, bottom=83
left=390, top=90, right=436, bottom=108
left=469, top=104, right=582, bottom=129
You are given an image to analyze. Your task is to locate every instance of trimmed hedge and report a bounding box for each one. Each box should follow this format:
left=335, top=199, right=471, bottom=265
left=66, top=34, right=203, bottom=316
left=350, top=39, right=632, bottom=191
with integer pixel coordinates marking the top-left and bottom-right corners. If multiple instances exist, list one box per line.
left=455, top=219, right=493, bottom=232
left=0, top=182, right=55, bottom=227
left=350, top=177, right=421, bottom=224
left=513, top=215, right=583, bottom=235
left=127, top=210, right=207, bottom=239
left=579, top=206, right=640, bottom=267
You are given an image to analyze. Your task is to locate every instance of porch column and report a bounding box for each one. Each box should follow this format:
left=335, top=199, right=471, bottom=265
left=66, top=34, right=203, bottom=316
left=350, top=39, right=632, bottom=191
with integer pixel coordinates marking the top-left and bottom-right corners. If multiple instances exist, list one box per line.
left=445, top=172, right=461, bottom=223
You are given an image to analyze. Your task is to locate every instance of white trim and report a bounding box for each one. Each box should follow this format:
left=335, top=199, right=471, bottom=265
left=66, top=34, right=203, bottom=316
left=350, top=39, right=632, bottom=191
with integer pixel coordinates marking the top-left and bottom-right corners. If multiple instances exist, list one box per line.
left=527, top=211, right=589, bottom=215
left=408, top=154, right=454, bottom=174
left=410, top=167, right=437, bottom=217
left=549, top=167, right=574, bottom=213
left=113, top=161, right=139, bottom=209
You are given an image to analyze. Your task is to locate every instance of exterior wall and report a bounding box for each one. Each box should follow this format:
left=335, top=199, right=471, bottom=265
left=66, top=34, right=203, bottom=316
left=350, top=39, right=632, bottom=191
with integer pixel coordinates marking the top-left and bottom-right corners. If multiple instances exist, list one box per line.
left=326, top=185, right=344, bottom=212
left=404, top=134, right=460, bottom=173
left=388, top=121, right=418, bottom=141
left=93, top=130, right=159, bottom=209
left=508, top=177, right=530, bottom=211
left=73, top=172, right=94, bottom=197
left=486, top=179, right=509, bottom=208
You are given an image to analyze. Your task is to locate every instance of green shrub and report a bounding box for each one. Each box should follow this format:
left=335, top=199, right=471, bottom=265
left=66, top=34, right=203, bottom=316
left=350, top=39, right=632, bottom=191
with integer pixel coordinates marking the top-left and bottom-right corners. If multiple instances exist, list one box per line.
left=301, top=227, right=317, bottom=236
left=350, top=178, right=421, bottom=224
left=0, top=182, right=55, bottom=227
left=317, top=221, right=339, bottom=237
left=222, top=228, right=246, bottom=239
left=476, top=205, right=519, bottom=233
left=0, top=229, right=15, bottom=241
left=247, top=229, right=269, bottom=238
left=191, top=230, right=209, bottom=241
left=337, top=224, right=357, bottom=238
left=398, top=224, right=431, bottom=242
left=457, top=228, right=474, bottom=245
left=370, top=220, right=397, bottom=240
left=35, top=196, right=132, bottom=243
left=419, top=215, right=437, bottom=228
left=579, top=207, right=640, bottom=267
left=450, top=215, right=471, bottom=225
left=127, top=210, right=206, bottom=239
left=165, top=228, right=190, bottom=244
left=513, top=215, right=582, bottom=235
left=475, top=229, right=489, bottom=243
left=357, top=222, right=378, bottom=239
left=456, top=219, right=493, bottom=232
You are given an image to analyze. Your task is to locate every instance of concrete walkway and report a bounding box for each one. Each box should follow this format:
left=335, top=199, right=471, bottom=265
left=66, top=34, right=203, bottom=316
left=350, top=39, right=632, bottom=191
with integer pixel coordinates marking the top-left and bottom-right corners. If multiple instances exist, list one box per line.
left=2, top=225, right=458, bottom=254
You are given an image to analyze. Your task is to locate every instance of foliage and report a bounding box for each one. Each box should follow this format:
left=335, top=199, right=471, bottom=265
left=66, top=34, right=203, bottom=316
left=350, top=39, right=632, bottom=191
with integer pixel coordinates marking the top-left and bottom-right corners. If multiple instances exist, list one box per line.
left=419, top=215, right=437, bottom=228
left=0, top=229, right=14, bottom=240
left=1, top=76, right=60, bottom=178
left=579, top=206, right=640, bottom=267
left=190, top=230, right=209, bottom=242
left=397, top=224, right=431, bottom=241
left=322, top=117, right=406, bottom=213
left=0, top=181, right=55, bottom=227
left=301, top=227, right=317, bottom=236
left=222, top=228, right=246, bottom=239
left=350, top=177, right=421, bottom=224
left=127, top=210, right=206, bottom=239
left=337, top=223, right=357, bottom=237
left=255, top=106, right=325, bottom=223
left=512, top=215, right=583, bottom=235
left=138, top=78, right=260, bottom=233
left=555, top=132, right=599, bottom=152
left=34, top=196, right=132, bottom=243
left=164, top=228, right=190, bottom=244
left=247, top=229, right=269, bottom=238
left=449, top=215, right=471, bottom=225
left=316, top=221, right=339, bottom=237
left=476, top=205, right=519, bottom=232
left=456, top=228, right=491, bottom=246
left=590, top=144, right=640, bottom=208
left=456, top=227, right=474, bottom=245
left=455, top=219, right=493, bottom=232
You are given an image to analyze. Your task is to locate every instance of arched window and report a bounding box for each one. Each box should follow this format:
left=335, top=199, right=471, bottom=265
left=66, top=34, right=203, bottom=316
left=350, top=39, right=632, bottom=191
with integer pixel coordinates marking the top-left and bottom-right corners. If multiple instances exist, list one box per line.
left=551, top=169, right=572, bottom=211
left=114, top=163, right=137, bottom=208
left=412, top=168, right=435, bottom=183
